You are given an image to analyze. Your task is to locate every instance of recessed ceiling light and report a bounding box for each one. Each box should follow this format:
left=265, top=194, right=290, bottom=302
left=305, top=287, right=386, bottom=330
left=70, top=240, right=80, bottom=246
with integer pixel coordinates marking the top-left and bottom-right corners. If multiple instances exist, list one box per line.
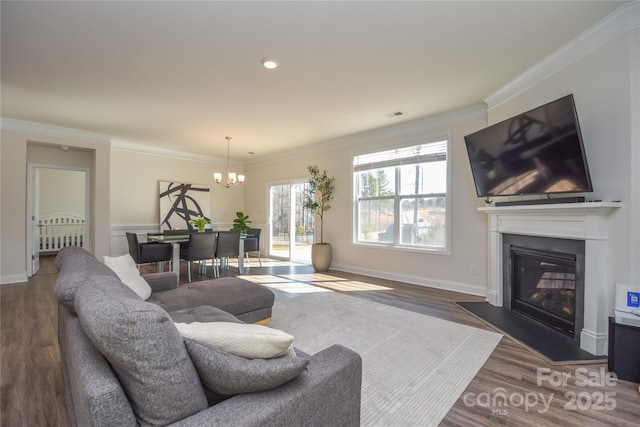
left=261, top=58, right=279, bottom=70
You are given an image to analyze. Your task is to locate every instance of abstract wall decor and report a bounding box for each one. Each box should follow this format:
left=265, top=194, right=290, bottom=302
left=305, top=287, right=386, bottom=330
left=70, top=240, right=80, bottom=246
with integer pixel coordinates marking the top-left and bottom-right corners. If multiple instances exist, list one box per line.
left=159, top=181, right=210, bottom=231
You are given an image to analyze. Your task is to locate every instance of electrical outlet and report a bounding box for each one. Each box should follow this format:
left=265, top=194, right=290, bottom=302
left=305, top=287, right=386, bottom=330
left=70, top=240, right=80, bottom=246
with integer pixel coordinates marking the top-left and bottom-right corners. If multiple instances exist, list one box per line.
left=470, top=265, right=477, bottom=275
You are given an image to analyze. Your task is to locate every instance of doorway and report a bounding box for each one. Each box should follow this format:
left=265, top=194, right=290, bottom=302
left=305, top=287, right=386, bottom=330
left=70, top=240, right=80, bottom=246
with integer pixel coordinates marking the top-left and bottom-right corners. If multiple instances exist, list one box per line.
left=268, top=181, right=314, bottom=262
left=27, top=165, right=89, bottom=276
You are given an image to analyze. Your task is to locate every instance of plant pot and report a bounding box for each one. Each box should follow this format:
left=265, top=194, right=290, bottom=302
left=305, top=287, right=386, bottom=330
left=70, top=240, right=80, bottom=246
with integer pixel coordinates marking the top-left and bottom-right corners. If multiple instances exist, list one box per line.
left=311, top=243, right=332, bottom=272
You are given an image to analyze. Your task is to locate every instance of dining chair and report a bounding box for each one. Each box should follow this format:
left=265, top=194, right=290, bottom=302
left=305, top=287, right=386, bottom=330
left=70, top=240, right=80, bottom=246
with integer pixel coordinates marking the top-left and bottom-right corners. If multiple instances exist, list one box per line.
left=243, top=228, right=262, bottom=266
left=182, top=231, right=217, bottom=282
left=215, top=230, right=241, bottom=273
left=164, top=229, right=189, bottom=252
left=125, top=232, right=172, bottom=271
left=163, top=229, right=189, bottom=235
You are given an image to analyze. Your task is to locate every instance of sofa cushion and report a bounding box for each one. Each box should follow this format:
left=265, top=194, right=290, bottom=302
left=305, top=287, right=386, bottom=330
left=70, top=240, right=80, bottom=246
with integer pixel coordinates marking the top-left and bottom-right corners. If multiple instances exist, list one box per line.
left=169, top=305, right=244, bottom=324
left=148, top=277, right=275, bottom=317
left=183, top=338, right=309, bottom=396
left=174, top=322, right=294, bottom=359
left=55, top=246, right=119, bottom=309
left=74, top=278, right=208, bottom=427
left=103, top=254, right=152, bottom=300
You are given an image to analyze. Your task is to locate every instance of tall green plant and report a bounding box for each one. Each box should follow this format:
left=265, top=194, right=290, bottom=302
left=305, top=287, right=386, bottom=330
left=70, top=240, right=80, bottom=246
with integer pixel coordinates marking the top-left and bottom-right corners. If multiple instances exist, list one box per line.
left=303, top=165, right=335, bottom=244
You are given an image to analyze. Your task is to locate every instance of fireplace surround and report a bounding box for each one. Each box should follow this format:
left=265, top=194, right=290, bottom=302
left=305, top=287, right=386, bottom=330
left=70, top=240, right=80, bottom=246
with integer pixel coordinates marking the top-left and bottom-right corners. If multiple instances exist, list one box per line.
left=481, top=202, right=620, bottom=355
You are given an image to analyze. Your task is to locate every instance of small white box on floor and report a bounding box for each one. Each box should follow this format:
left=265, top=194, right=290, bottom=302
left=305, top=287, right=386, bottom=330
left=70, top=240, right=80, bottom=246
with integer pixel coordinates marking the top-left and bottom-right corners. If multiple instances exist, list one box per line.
left=614, top=283, right=640, bottom=313
left=614, top=310, right=640, bottom=327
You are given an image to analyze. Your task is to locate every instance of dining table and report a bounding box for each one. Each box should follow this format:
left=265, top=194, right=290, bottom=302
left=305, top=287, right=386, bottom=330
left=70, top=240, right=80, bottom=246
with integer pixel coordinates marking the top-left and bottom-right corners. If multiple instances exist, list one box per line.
left=147, top=232, right=245, bottom=282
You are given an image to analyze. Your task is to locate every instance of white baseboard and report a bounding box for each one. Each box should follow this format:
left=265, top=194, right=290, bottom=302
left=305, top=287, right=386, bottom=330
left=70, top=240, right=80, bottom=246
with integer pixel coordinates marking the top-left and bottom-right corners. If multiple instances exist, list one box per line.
left=330, top=262, right=486, bottom=297
left=486, top=289, right=500, bottom=306
left=1, top=273, right=28, bottom=285
left=580, top=329, right=608, bottom=356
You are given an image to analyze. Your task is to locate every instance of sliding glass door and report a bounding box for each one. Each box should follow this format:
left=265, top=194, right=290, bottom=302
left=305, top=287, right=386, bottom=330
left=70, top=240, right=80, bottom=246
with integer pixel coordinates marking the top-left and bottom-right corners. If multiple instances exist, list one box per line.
left=268, top=181, right=314, bottom=262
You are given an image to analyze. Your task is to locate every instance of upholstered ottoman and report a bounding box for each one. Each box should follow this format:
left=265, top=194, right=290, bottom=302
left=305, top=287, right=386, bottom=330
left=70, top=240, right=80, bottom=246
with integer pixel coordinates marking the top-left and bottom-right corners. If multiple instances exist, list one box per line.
left=148, top=277, right=275, bottom=324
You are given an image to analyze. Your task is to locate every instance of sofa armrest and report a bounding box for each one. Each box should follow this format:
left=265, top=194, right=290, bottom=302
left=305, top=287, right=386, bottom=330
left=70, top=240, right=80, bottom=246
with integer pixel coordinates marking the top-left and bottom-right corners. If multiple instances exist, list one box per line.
left=58, top=305, right=137, bottom=427
left=169, top=344, right=362, bottom=427
left=144, top=272, right=178, bottom=293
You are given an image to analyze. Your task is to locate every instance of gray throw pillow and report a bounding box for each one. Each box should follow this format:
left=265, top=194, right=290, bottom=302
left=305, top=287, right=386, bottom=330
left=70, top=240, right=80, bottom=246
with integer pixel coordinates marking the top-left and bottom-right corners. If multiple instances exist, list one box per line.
left=74, top=280, right=208, bottom=427
left=183, top=337, right=309, bottom=396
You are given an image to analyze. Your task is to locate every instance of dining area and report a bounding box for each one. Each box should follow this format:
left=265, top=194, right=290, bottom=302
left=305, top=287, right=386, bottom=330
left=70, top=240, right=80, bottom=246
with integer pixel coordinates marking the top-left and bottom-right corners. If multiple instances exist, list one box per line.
left=126, top=228, right=262, bottom=283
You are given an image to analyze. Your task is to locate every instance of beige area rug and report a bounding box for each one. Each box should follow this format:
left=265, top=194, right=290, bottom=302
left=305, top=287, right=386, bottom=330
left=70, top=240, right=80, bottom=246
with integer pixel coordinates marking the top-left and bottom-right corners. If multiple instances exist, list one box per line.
left=268, top=292, right=503, bottom=427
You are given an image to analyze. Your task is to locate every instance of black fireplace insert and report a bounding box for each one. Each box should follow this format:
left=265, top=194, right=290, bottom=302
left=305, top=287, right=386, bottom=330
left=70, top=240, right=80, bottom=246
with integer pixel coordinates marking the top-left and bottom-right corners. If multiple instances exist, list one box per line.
left=511, top=246, right=577, bottom=336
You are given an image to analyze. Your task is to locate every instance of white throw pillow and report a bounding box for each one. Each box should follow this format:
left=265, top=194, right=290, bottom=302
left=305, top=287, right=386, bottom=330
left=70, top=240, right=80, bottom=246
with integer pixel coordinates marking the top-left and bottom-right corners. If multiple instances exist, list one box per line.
left=174, top=322, right=294, bottom=359
left=103, top=254, right=152, bottom=300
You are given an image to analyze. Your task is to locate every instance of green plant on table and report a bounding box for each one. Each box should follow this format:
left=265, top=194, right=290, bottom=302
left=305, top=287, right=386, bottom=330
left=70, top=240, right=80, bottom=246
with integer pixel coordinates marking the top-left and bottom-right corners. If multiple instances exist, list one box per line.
left=189, top=215, right=210, bottom=232
left=231, top=211, right=252, bottom=234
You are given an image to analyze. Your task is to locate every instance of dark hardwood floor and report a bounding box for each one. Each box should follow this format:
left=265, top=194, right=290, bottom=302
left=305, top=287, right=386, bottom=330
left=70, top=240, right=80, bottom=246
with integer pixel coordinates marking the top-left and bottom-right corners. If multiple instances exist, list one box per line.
left=1, top=255, right=638, bottom=426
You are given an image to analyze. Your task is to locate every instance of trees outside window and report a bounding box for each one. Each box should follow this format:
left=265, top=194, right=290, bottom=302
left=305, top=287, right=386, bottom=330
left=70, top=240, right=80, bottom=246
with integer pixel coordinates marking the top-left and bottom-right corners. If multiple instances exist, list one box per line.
left=354, top=138, right=449, bottom=252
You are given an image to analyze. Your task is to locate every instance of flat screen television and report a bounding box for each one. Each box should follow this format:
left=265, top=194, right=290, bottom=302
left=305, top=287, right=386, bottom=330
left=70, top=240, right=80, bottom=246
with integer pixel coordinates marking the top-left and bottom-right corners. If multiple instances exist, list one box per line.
left=464, top=94, right=593, bottom=198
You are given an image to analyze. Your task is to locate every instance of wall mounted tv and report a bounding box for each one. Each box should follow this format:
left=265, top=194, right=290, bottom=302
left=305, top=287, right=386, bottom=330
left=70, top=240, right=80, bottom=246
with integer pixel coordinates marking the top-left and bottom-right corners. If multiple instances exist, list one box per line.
left=464, top=94, right=593, bottom=199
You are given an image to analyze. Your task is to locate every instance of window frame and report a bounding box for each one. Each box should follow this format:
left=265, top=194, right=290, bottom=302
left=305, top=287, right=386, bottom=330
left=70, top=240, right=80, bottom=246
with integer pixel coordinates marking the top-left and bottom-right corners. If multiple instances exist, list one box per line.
left=352, top=133, right=451, bottom=255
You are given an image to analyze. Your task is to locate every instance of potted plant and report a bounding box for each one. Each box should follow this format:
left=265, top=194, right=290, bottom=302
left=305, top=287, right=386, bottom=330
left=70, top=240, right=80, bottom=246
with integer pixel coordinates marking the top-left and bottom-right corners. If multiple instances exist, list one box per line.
left=303, top=164, right=335, bottom=272
left=189, top=215, right=210, bottom=232
left=230, top=211, right=252, bottom=235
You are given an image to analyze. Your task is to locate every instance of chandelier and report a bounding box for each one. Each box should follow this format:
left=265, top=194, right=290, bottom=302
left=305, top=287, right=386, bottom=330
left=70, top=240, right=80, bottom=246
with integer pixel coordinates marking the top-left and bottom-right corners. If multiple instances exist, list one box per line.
left=214, top=136, right=245, bottom=188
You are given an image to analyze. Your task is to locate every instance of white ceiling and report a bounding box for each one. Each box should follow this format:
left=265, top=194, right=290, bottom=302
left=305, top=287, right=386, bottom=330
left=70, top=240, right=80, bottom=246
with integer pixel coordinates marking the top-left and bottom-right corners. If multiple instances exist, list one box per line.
left=1, top=1, right=627, bottom=161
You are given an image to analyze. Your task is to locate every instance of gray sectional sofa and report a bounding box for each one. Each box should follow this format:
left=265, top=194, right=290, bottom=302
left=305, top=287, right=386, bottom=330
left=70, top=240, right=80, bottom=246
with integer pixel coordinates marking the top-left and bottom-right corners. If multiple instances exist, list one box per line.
left=55, top=246, right=362, bottom=426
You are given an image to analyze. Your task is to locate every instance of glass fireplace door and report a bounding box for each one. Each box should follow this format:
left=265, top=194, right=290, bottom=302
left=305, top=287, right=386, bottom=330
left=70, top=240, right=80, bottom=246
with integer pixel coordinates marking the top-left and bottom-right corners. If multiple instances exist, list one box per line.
left=511, top=247, right=577, bottom=336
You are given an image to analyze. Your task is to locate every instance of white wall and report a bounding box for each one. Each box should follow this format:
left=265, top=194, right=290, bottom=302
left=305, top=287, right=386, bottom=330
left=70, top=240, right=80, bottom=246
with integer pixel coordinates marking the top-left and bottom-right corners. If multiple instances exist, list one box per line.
left=38, top=166, right=86, bottom=217
left=244, top=106, right=490, bottom=296
left=109, top=148, right=245, bottom=255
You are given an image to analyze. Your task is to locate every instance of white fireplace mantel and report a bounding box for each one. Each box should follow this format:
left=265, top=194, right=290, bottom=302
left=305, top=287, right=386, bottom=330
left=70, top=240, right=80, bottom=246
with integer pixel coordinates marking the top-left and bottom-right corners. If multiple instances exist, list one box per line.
left=480, top=202, right=621, bottom=355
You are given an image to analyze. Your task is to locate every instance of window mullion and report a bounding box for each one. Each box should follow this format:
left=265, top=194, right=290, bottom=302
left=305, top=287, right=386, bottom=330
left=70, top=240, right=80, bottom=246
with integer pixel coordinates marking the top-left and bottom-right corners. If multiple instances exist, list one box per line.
left=394, top=167, right=401, bottom=244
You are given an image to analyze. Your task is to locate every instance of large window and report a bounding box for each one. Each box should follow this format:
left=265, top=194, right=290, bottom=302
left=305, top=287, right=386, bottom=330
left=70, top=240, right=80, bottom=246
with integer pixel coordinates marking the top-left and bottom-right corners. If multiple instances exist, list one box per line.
left=354, top=137, right=449, bottom=252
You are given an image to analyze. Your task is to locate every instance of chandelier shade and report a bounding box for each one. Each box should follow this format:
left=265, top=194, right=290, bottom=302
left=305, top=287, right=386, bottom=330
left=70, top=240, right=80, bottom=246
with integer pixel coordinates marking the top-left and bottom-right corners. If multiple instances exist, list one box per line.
left=214, top=136, right=245, bottom=188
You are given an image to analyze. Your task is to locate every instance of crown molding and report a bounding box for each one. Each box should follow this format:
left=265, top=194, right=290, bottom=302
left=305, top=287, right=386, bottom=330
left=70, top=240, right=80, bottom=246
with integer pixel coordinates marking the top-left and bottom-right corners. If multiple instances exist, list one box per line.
left=111, top=139, right=244, bottom=167
left=245, top=103, right=486, bottom=167
left=0, top=117, right=111, bottom=144
left=485, top=2, right=639, bottom=111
